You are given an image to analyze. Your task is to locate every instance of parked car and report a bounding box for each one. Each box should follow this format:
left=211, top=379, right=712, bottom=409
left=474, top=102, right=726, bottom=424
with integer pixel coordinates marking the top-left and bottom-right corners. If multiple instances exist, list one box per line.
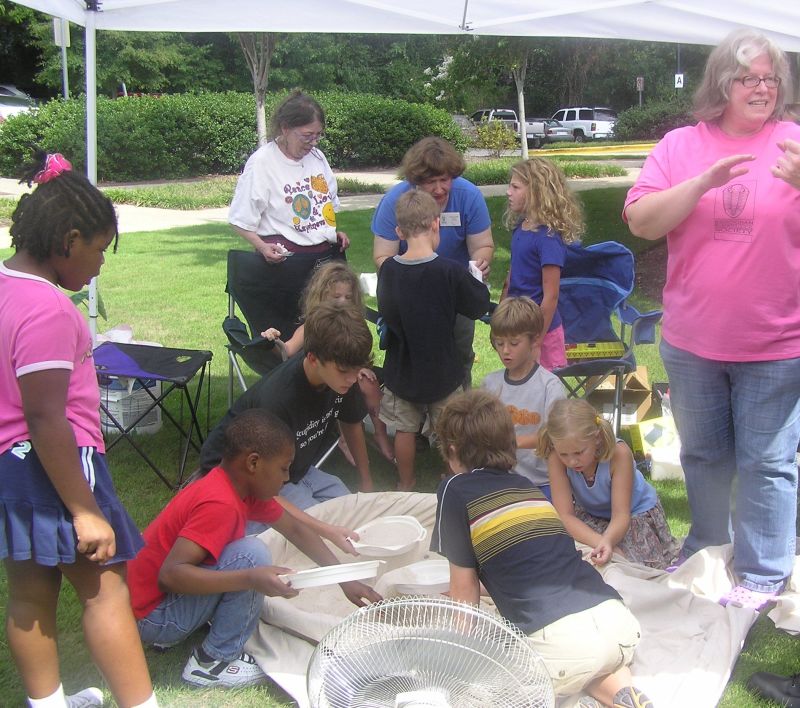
left=0, top=84, right=34, bottom=124
left=526, top=118, right=572, bottom=148
left=452, top=113, right=477, bottom=140
left=551, top=106, right=617, bottom=142
left=470, top=108, right=520, bottom=132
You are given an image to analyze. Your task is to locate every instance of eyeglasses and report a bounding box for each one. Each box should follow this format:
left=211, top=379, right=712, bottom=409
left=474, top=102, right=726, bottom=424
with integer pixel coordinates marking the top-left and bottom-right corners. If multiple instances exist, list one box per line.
left=734, top=75, right=781, bottom=89
left=294, top=130, right=324, bottom=144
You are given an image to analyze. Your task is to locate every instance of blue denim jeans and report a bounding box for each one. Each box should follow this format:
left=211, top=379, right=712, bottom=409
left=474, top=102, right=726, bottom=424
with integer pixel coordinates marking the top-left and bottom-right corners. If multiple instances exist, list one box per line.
left=661, top=339, right=800, bottom=591
left=137, top=536, right=271, bottom=661
left=279, top=465, right=350, bottom=511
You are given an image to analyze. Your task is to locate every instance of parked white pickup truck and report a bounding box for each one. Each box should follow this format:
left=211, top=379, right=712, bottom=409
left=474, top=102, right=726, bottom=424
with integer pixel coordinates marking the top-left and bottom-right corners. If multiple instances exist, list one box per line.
left=469, top=108, right=550, bottom=148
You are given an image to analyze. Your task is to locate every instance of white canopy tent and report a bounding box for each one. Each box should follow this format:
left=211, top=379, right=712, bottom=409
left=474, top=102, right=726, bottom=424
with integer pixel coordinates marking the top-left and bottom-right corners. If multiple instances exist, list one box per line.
left=9, top=0, right=800, bottom=334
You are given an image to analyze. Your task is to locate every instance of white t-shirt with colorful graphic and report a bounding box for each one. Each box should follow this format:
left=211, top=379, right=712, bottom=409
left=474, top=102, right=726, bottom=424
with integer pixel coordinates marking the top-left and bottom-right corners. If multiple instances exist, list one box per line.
left=228, top=141, right=341, bottom=247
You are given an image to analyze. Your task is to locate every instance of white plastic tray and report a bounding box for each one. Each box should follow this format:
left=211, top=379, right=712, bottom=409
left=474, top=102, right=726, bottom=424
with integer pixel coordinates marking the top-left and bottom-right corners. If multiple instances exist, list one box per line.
left=279, top=560, right=383, bottom=589
left=394, top=559, right=451, bottom=596
left=351, top=515, right=427, bottom=557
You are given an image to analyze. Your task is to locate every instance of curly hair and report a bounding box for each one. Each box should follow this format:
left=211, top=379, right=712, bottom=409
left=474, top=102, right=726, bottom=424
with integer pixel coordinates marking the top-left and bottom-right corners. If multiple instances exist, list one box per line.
left=693, top=28, right=793, bottom=123
left=10, top=151, right=118, bottom=262
left=301, top=261, right=363, bottom=317
left=222, top=408, right=294, bottom=461
left=503, top=157, right=584, bottom=244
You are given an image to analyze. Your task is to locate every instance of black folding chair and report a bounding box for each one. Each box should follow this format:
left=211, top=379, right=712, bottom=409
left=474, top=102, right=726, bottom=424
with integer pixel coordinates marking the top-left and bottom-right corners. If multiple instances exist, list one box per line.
left=224, top=250, right=293, bottom=404
left=94, top=342, right=212, bottom=489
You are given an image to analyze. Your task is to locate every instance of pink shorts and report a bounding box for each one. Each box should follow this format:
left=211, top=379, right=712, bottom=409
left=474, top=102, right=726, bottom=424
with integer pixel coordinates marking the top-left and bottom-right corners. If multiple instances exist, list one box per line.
left=540, top=324, right=567, bottom=371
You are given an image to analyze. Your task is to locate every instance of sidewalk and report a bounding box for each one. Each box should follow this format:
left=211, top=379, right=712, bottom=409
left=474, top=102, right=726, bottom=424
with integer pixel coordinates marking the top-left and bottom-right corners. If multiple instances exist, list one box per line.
left=0, top=168, right=639, bottom=248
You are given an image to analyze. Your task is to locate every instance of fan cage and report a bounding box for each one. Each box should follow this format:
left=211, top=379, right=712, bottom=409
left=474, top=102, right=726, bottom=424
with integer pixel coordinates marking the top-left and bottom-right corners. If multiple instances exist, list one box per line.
left=307, top=595, right=554, bottom=708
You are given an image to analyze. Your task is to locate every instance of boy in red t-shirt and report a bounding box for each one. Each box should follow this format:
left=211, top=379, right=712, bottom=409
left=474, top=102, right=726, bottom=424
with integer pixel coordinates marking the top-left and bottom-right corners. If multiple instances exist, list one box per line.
left=128, top=408, right=380, bottom=688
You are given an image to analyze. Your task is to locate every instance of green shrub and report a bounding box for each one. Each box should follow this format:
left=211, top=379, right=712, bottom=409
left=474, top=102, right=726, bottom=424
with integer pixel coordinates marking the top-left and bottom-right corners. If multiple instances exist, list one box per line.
left=318, top=92, right=466, bottom=167
left=464, top=158, right=627, bottom=186
left=473, top=120, right=518, bottom=157
left=614, top=96, right=695, bottom=141
left=0, top=91, right=465, bottom=180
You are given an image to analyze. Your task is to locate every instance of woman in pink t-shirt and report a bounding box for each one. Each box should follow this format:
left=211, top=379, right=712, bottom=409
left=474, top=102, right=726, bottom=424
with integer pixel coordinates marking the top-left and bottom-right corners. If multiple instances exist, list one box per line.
left=624, top=29, right=800, bottom=610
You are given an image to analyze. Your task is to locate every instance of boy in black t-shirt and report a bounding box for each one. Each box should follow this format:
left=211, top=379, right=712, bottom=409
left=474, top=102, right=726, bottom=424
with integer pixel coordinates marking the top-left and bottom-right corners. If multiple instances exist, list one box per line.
left=432, top=389, right=651, bottom=708
left=377, top=190, right=489, bottom=491
left=199, top=302, right=373, bottom=508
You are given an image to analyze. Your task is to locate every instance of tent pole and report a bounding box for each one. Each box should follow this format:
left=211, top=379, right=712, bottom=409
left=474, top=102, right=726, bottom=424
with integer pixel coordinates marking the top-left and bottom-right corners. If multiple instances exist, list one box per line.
left=85, top=7, right=99, bottom=342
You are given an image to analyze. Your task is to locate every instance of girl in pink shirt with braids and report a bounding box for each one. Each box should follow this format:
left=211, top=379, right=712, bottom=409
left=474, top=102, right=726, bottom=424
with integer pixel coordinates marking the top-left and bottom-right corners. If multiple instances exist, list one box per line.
left=0, top=152, right=157, bottom=708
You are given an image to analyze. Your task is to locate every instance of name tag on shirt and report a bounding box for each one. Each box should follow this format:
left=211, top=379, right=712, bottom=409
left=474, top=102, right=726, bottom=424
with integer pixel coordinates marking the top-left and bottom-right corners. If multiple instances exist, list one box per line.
left=440, top=212, right=461, bottom=227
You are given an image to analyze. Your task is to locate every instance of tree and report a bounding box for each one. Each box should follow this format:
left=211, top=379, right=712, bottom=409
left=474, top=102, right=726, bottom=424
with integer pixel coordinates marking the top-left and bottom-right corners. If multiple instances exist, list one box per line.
left=236, top=32, right=278, bottom=146
left=0, top=0, right=45, bottom=95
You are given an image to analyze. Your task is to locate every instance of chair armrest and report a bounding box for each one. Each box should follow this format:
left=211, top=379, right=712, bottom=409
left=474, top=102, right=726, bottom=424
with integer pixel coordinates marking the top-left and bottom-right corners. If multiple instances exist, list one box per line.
left=617, top=303, right=662, bottom=346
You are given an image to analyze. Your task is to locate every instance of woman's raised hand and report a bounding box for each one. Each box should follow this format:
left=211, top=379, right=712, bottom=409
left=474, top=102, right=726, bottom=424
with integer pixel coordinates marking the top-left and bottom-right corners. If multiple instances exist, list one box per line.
left=699, top=153, right=755, bottom=191
left=772, top=139, right=800, bottom=190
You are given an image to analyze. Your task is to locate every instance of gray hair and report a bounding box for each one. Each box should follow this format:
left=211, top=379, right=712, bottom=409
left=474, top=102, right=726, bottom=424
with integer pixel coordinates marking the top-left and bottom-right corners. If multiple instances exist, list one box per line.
left=268, top=90, right=325, bottom=141
left=693, top=28, right=792, bottom=123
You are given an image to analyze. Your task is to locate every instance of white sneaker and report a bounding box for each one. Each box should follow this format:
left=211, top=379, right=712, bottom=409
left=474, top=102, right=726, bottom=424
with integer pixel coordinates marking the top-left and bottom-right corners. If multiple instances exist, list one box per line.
left=66, top=687, right=104, bottom=707
left=181, top=648, right=267, bottom=688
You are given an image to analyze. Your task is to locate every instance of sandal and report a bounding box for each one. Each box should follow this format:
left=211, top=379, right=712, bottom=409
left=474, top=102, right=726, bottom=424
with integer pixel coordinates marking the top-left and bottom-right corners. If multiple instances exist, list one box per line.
left=719, top=584, right=780, bottom=610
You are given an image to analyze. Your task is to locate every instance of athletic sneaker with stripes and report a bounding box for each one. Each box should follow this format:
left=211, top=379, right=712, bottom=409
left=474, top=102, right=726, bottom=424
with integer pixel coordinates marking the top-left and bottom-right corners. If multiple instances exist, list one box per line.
left=181, top=647, right=267, bottom=688
left=613, top=685, right=654, bottom=708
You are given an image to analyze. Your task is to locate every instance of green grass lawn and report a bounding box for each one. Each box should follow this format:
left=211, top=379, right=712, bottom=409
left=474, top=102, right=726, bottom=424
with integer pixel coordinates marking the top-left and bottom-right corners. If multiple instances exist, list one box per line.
left=0, top=189, right=793, bottom=706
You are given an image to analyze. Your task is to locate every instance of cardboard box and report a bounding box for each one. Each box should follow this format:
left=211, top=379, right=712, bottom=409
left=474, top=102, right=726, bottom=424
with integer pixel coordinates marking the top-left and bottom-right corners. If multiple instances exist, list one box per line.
left=586, top=366, right=653, bottom=427
left=628, top=415, right=679, bottom=457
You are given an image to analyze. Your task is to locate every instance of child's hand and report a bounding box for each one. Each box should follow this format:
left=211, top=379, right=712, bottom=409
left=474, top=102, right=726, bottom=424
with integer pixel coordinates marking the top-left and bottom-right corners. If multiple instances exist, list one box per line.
left=73, top=512, right=117, bottom=563
left=358, top=368, right=377, bottom=383
left=336, top=231, right=351, bottom=251
left=589, top=540, right=614, bottom=566
left=323, top=525, right=359, bottom=555
left=254, top=566, right=300, bottom=598
left=261, top=327, right=281, bottom=341
left=340, top=580, right=382, bottom=607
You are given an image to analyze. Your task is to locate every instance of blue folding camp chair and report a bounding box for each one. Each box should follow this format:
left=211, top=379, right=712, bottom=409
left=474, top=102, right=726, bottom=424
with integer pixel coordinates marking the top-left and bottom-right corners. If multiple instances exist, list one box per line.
left=554, top=241, right=662, bottom=434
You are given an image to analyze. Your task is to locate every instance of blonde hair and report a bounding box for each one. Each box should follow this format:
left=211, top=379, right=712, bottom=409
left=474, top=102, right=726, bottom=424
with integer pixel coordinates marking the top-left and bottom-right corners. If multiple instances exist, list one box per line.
left=489, top=296, right=544, bottom=342
left=395, top=189, right=440, bottom=238
left=436, top=390, right=517, bottom=472
left=503, top=158, right=584, bottom=244
left=301, top=261, right=363, bottom=317
left=537, top=399, right=616, bottom=461
left=693, top=28, right=793, bottom=123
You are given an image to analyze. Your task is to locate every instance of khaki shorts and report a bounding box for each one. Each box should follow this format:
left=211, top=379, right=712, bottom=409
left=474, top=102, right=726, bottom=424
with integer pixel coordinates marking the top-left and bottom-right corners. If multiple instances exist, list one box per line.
left=527, top=599, right=641, bottom=696
left=379, top=387, right=461, bottom=433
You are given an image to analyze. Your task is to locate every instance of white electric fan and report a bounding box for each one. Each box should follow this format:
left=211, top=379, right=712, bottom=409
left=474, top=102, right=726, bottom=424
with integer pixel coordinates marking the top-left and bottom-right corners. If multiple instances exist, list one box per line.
left=307, top=596, right=555, bottom=708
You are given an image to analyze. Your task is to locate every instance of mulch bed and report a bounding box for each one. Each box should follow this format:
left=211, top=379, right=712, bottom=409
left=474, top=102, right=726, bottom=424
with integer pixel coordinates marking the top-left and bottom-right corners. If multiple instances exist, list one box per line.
left=634, top=240, right=667, bottom=302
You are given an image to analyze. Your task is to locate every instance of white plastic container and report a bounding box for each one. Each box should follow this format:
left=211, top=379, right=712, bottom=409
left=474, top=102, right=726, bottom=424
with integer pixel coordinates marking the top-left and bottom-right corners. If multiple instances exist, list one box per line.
left=649, top=446, right=684, bottom=481
left=99, top=377, right=162, bottom=436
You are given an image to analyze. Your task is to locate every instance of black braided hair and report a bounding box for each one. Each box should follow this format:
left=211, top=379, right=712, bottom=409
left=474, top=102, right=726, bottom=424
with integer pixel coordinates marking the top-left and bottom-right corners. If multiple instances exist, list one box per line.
left=9, top=151, right=118, bottom=262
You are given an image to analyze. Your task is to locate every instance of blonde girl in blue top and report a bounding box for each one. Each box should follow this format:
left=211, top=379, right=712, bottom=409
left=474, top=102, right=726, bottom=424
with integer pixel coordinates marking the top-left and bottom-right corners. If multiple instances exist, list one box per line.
left=503, top=157, right=583, bottom=371
left=539, top=399, right=680, bottom=570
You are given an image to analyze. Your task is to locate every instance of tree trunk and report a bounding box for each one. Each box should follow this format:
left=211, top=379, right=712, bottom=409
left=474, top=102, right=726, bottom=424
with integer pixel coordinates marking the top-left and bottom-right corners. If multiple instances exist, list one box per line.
left=512, top=48, right=529, bottom=159
left=236, top=32, right=278, bottom=146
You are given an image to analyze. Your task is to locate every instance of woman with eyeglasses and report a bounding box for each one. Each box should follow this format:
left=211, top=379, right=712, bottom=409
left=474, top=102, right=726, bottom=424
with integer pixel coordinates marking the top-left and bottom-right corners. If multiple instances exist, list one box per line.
left=624, top=29, right=800, bottom=610
left=228, top=90, right=348, bottom=338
